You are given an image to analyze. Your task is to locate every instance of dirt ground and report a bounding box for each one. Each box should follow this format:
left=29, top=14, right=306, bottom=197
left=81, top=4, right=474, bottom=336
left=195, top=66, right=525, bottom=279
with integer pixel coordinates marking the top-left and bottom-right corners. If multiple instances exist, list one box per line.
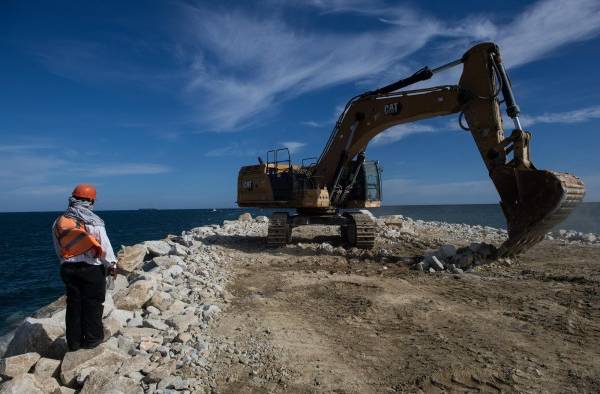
left=204, top=226, right=600, bottom=393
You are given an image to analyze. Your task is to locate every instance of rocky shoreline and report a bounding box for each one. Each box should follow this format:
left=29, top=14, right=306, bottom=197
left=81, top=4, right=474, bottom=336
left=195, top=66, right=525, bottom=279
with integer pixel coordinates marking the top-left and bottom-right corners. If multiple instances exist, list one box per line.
left=0, top=213, right=598, bottom=393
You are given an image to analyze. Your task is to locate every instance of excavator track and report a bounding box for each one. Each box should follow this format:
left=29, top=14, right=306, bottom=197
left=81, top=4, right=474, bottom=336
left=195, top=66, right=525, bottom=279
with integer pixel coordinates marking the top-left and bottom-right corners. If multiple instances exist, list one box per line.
left=497, top=171, right=585, bottom=257
left=343, top=212, right=376, bottom=249
left=267, top=212, right=291, bottom=247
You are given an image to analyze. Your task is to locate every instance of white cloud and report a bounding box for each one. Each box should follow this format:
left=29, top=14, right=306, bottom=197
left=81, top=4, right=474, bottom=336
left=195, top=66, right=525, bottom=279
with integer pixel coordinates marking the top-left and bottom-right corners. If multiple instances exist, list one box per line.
left=301, top=120, right=326, bottom=128
left=371, top=124, right=439, bottom=146
left=520, top=105, right=600, bottom=127
left=281, top=141, right=306, bottom=154
left=497, top=0, right=600, bottom=67
left=174, top=0, right=600, bottom=132
left=205, top=143, right=261, bottom=157
left=88, top=163, right=170, bottom=176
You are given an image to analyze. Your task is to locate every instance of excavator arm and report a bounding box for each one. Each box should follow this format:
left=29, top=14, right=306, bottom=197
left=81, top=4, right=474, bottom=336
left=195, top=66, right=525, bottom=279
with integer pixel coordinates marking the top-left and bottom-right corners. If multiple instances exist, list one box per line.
left=312, top=42, right=585, bottom=256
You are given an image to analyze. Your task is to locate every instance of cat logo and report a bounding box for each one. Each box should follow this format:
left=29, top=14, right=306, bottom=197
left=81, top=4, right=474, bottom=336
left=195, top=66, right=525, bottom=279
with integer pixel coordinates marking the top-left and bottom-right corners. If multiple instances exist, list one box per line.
left=384, top=102, right=401, bottom=115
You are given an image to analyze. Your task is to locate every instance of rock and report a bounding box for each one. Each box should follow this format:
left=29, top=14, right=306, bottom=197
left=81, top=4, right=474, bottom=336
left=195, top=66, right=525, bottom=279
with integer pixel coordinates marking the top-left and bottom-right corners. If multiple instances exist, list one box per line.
left=33, top=357, right=60, bottom=380
left=55, top=387, right=76, bottom=394
left=158, top=375, right=188, bottom=390
left=152, top=255, right=183, bottom=268
left=79, top=370, right=141, bottom=394
left=201, top=305, right=221, bottom=322
left=166, top=312, right=198, bottom=332
left=117, top=354, right=149, bottom=376
left=164, top=265, right=184, bottom=280
left=117, top=336, right=135, bottom=355
left=165, top=300, right=186, bottom=315
left=126, top=312, right=143, bottom=328
left=438, top=244, right=457, bottom=258
left=102, top=294, right=114, bottom=319
left=449, top=264, right=464, bottom=274
left=144, top=240, right=171, bottom=257
left=583, top=233, right=597, bottom=243
left=149, top=292, right=173, bottom=312
left=59, top=346, right=129, bottom=387
left=108, top=309, right=134, bottom=327
left=238, top=213, right=252, bottom=222
left=145, top=306, right=160, bottom=315
left=174, top=333, right=192, bottom=344
left=119, top=327, right=159, bottom=341
left=430, top=256, right=445, bottom=271
left=102, top=317, right=122, bottom=339
left=113, top=280, right=156, bottom=311
left=255, top=216, right=269, bottom=223
left=317, top=243, right=334, bottom=254
left=170, top=243, right=188, bottom=257
left=0, top=373, right=45, bottom=394
left=0, top=352, right=41, bottom=378
left=112, top=275, right=129, bottom=294
left=143, top=360, right=175, bottom=383
left=4, top=317, right=66, bottom=359
left=143, top=319, right=168, bottom=332
left=38, top=376, right=61, bottom=393
left=116, top=244, right=147, bottom=274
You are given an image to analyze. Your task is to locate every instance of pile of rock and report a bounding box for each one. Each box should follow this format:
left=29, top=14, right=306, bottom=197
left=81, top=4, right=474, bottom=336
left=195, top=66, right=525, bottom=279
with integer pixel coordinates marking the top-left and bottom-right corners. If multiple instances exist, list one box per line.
left=0, top=214, right=252, bottom=394
left=547, top=229, right=599, bottom=245
left=413, top=242, right=507, bottom=273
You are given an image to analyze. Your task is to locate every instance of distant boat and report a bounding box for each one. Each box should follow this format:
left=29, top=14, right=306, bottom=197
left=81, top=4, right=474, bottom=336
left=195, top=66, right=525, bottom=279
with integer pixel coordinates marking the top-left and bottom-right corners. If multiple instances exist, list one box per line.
left=211, top=208, right=217, bottom=212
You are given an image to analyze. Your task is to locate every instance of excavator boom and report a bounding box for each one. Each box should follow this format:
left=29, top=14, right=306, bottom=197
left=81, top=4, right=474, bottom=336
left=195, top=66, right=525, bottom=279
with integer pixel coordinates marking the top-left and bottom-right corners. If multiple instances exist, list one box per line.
left=237, top=42, right=585, bottom=257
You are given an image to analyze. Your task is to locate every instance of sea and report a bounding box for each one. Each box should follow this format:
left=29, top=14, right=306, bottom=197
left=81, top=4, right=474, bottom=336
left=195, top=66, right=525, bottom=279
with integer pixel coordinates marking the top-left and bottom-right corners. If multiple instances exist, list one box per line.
left=1, top=203, right=599, bottom=337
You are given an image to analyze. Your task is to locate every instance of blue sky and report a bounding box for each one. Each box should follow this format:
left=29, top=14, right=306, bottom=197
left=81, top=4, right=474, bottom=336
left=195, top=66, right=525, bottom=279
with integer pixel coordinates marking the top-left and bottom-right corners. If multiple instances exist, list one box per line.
left=1, top=0, right=599, bottom=211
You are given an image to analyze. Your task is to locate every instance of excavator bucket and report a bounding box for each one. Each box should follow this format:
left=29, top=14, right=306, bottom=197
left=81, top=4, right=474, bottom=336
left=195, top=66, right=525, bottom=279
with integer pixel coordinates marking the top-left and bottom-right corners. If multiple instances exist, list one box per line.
left=491, top=166, right=585, bottom=257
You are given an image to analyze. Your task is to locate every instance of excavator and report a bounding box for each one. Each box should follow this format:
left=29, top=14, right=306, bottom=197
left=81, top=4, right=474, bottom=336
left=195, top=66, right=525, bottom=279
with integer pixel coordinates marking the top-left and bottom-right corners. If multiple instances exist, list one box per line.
left=236, top=42, right=585, bottom=257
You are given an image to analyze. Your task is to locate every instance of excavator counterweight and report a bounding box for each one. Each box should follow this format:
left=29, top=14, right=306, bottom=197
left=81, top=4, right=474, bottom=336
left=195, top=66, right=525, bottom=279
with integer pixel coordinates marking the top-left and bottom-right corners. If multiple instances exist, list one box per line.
left=237, top=42, right=585, bottom=257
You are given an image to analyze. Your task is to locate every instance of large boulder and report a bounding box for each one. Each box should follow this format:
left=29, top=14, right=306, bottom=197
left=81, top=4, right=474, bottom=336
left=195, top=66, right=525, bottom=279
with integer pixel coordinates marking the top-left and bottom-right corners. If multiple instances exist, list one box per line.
left=152, top=255, right=183, bottom=268
left=0, top=352, right=40, bottom=378
left=148, top=292, right=173, bottom=312
left=143, top=241, right=171, bottom=257
left=113, top=280, right=156, bottom=311
left=79, top=370, right=141, bottom=394
left=0, top=373, right=45, bottom=394
left=60, top=346, right=129, bottom=387
left=108, top=309, right=134, bottom=327
left=112, top=275, right=129, bottom=294
left=4, top=317, right=66, bottom=359
left=33, top=357, right=60, bottom=380
left=116, top=244, right=148, bottom=274
left=238, top=213, right=252, bottom=222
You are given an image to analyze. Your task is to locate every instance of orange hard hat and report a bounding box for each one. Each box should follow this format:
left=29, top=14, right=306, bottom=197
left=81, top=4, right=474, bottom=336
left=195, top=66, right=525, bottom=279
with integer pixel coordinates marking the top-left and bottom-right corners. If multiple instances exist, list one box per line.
left=72, top=184, right=97, bottom=201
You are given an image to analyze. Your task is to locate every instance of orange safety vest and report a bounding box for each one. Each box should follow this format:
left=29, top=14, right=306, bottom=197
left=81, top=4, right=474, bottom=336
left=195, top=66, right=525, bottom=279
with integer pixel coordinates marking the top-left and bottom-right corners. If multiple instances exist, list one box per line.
left=53, top=215, right=104, bottom=259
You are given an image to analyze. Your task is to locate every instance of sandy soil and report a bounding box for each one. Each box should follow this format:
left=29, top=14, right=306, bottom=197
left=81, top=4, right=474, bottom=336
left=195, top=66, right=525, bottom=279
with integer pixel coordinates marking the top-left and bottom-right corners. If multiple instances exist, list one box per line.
left=202, top=225, right=600, bottom=393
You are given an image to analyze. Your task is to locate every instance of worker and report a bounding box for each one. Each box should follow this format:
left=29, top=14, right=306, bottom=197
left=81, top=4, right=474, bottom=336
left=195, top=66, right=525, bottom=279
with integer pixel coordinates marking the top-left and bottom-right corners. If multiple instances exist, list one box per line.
left=52, top=184, right=117, bottom=351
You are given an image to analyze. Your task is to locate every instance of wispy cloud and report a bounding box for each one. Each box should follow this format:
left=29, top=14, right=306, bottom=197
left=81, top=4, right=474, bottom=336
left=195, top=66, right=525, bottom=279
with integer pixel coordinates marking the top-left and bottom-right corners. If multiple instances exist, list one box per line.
left=0, top=143, right=53, bottom=153
left=176, top=0, right=600, bottom=131
left=87, top=163, right=170, bottom=176
left=205, top=143, right=261, bottom=157
left=301, top=120, right=327, bottom=128
left=371, top=124, right=439, bottom=146
left=521, top=105, right=600, bottom=126
left=280, top=141, right=306, bottom=154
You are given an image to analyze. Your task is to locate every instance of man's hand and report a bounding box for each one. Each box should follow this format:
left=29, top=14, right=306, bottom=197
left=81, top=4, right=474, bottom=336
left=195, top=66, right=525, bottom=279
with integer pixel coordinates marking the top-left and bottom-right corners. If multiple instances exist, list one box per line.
left=108, top=264, right=118, bottom=278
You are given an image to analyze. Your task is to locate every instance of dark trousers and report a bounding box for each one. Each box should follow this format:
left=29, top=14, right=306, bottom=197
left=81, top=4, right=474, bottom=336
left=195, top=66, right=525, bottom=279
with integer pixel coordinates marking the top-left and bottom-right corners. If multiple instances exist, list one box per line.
left=60, top=262, right=106, bottom=351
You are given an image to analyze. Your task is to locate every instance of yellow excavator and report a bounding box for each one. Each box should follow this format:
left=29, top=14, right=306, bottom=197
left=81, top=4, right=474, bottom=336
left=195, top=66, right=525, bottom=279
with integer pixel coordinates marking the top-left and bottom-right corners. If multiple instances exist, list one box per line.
left=236, top=42, right=585, bottom=257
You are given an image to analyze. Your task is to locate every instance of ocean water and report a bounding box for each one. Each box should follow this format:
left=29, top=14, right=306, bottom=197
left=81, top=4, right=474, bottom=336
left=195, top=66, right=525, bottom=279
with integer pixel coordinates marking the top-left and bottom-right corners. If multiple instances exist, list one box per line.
left=1, top=203, right=598, bottom=336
